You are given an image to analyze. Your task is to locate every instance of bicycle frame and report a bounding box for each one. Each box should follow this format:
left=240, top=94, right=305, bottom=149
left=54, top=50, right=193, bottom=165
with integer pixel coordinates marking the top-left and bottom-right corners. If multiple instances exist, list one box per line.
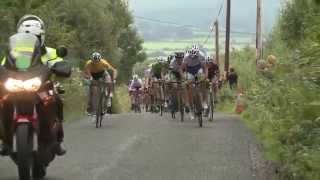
left=132, top=89, right=142, bottom=113
left=208, top=82, right=216, bottom=122
left=151, top=81, right=165, bottom=116
left=191, top=79, right=204, bottom=127
left=166, top=81, right=185, bottom=122
left=90, top=80, right=109, bottom=128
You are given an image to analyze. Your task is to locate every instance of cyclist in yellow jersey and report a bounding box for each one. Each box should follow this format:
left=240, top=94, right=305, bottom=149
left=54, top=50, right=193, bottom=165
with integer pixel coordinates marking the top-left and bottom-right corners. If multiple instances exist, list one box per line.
left=83, top=52, right=118, bottom=115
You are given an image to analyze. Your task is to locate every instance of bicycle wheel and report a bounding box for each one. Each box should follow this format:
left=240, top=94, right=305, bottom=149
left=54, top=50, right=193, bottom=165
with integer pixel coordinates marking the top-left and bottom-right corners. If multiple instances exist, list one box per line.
left=194, top=90, right=203, bottom=128
left=171, top=94, right=177, bottom=119
left=160, top=83, right=165, bottom=116
left=134, top=96, right=140, bottom=113
left=95, top=102, right=101, bottom=128
left=179, top=92, right=184, bottom=122
left=209, top=93, right=214, bottom=122
left=107, top=97, right=112, bottom=114
left=96, top=90, right=105, bottom=128
left=199, top=114, right=203, bottom=128
left=137, top=95, right=142, bottom=113
left=160, top=103, right=163, bottom=116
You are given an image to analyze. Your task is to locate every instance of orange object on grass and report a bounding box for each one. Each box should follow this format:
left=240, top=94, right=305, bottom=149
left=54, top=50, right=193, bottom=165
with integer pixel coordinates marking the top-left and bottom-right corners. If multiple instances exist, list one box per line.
left=235, top=91, right=245, bottom=114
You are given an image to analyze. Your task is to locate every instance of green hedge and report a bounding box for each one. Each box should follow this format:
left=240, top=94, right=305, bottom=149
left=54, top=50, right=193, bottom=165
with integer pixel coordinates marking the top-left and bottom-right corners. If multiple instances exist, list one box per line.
left=219, top=45, right=320, bottom=179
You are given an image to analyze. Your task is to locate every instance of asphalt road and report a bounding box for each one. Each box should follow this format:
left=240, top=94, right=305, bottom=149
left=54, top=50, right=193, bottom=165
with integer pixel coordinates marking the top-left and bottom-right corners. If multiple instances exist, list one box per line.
left=0, top=112, right=259, bottom=180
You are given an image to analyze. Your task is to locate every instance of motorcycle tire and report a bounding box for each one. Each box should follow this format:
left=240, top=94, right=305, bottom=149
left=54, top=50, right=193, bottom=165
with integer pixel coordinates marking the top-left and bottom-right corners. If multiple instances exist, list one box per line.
left=16, top=124, right=33, bottom=180
left=32, top=162, right=46, bottom=179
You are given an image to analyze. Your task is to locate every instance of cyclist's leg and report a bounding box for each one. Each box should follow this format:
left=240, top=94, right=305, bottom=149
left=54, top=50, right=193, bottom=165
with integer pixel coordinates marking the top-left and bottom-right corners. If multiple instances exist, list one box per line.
left=108, top=72, right=115, bottom=97
left=155, top=81, right=161, bottom=105
left=201, top=82, right=209, bottom=117
left=150, top=81, right=157, bottom=111
left=171, top=72, right=180, bottom=111
left=147, top=90, right=152, bottom=111
left=129, top=91, right=134, bottom=110
left=104, top=72, right=112, bottom=96
left=87, top=84, right=94, bottom=114
left=195, top=70, right=207, bottom=111
left=160, top=81, right=165, bottom=106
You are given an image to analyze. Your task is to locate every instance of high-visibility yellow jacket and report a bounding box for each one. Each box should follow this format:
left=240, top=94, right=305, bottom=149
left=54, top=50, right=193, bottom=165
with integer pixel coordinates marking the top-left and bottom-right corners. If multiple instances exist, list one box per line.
left=1, top=47, right=63, bottom=68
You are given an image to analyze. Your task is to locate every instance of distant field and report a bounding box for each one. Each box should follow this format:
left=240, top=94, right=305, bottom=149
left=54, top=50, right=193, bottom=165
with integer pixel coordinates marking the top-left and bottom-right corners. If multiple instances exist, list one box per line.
left=143, top=35, right=254, bottom=57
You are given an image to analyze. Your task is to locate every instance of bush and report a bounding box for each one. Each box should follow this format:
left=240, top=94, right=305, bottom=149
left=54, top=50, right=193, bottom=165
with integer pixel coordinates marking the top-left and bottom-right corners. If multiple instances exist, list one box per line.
left=218, top=39, right=320, bottom=179
left=112, top=84, right=131, bottom=113
left=62, top=69, right=87, bottom=121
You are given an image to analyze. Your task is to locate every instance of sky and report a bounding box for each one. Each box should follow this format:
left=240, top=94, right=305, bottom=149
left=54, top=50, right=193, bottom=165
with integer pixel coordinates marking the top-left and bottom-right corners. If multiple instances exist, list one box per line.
left=129, top=0, right=283, bottom=33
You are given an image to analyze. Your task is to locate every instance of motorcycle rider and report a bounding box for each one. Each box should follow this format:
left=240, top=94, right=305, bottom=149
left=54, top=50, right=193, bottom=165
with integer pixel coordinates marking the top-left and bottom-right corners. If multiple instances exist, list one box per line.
left=0, top=15, right=68, bottom=156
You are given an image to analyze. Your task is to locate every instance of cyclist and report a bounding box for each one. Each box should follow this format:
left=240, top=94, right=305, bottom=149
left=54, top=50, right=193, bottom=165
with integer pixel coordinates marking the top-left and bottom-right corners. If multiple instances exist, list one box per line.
left=169, top=52, right=185, bottom=81
left=129, top=74, right=143, bottom=110
left=144, top=66, right=152, bottom=89
left=167, top=52, right=185, bottom=112
left=149, top=58, right=169, bottom=112
left=167, top=54, right=174, bottom=65
left=151, top=58, right=169, bottom=81
left=143, top=67, right=153, bottom=111
left=0, top=15, right=69, bottom=156
left=182, top=45, right=207, bottom=120
left=206, top=56, right=220, bottom=103
left=83, top=52, right=118, bottom=115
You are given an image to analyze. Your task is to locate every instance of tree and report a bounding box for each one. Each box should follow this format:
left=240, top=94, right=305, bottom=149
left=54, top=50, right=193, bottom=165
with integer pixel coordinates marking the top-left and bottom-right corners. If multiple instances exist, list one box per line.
left=0, top=0, right=147, bottom=81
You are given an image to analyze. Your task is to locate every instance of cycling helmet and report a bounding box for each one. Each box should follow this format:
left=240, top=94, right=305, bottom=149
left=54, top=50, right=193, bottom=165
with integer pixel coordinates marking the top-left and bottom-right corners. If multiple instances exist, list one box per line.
left=175, top=52, right=185, bottom=59
left=206, top=56, right=214, bottom=63
left=17, top=15, right=45, bottom=46
left=157, top=57, right=165, bottom=63
left=167, top=55, right=174, bottom=61
left=191, top=44, right=200, bottom=56
left=133, top=74, right=139, bottom=80
left=91, top=52, right=102, bottom=62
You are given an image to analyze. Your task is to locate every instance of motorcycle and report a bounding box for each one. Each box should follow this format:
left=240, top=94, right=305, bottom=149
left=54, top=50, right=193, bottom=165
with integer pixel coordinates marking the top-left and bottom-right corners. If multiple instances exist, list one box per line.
left=0, top=33, right=71, bottom=180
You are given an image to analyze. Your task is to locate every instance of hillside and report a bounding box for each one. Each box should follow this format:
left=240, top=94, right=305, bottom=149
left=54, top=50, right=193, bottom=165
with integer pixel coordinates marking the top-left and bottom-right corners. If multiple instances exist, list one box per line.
left=130, top=0, right=281, bottom=40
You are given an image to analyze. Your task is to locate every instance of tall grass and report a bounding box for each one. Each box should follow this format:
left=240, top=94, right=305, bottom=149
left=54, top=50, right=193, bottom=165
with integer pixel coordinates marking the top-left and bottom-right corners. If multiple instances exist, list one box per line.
left=217, top=46, right=257, bottom=113
left=112, top=84, right=131, bottom=113
left=62, top=69, right=87, bottom=121
left=220, top=41, right=320, bottom=179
